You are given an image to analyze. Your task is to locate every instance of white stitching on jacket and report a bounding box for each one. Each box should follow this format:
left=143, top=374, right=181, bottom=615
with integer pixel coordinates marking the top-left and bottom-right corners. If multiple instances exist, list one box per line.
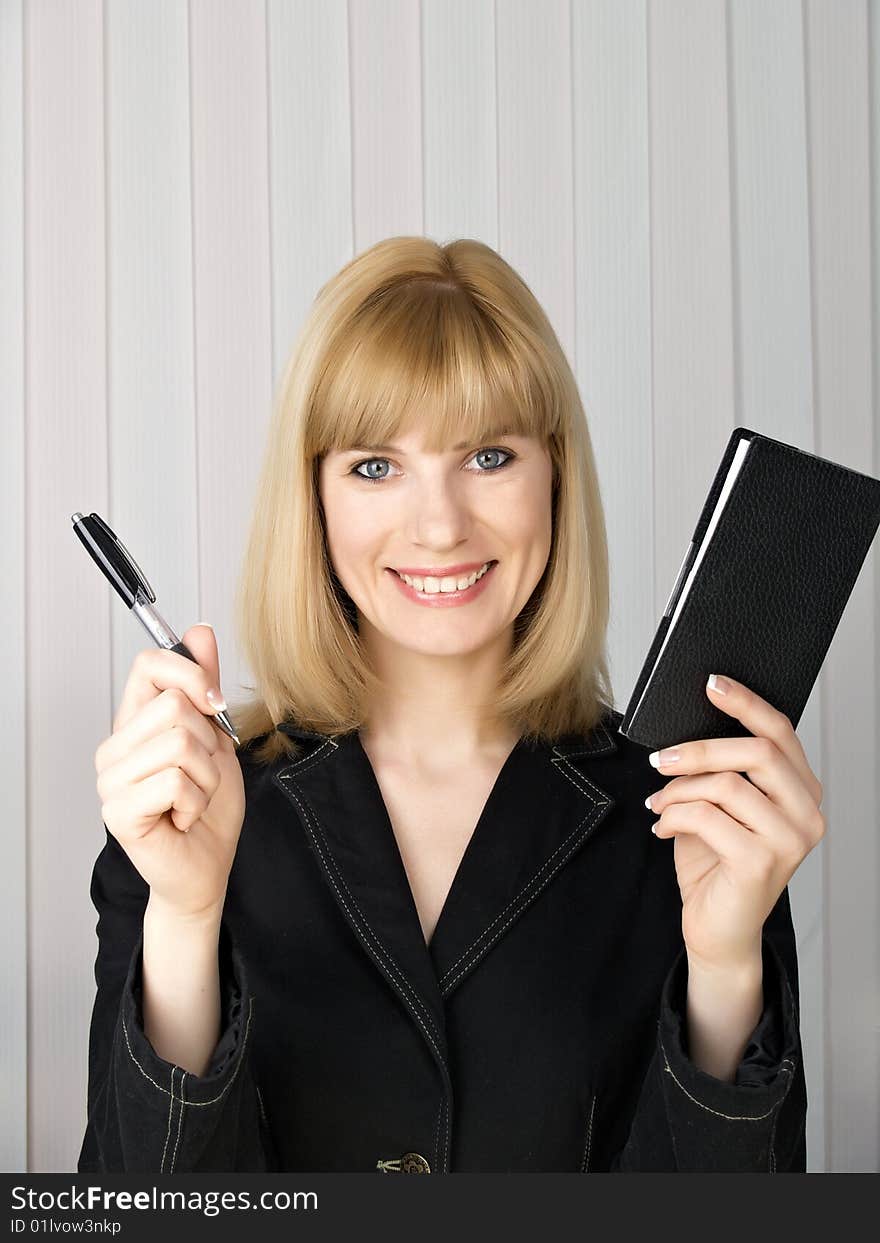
left=277, top=776, right=446, bottom=1060
left=170, top=1071, right=186, bottom=1172
left=160, top=1066, right=176, bottom=1172
left=278, top=744, right=453, bottom=1170
left=278, top=776, right=444, bottom=1048
left=658, top=1030, right=793, bottom=1121
left=440, top=1095, right=449, bottom=1173
left=440, top=813, right=603, bottom=993
left=121, top=995, right=255, bottom=1107
left=437, top=748, right=612, bottom=990
left=256, top=1083, right=269, bottom=1127
left=551, top=750, right=613, bottom=798
left=280, top=734, right=443, bottom=1037
left=279, top=738, right=339, bottom=777
left=273, top=721, right=616, bottom=1173
left=580, top=1093, right=596, bottom=1172
left=293, top=783, right=453, bottom=1171
left=433, top=1098, right=442, bottom=1173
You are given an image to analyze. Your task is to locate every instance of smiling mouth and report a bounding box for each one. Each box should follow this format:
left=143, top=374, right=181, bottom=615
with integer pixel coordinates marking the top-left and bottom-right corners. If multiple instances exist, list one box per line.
left=388, top=560, right=498, bottom=594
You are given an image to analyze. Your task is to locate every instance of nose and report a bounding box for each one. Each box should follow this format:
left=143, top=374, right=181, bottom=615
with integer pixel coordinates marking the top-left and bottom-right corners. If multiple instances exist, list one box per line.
left=405, top=475, right=476, bottom=549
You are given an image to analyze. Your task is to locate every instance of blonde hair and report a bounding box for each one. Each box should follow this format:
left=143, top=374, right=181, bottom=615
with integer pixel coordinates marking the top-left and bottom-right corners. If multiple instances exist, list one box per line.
left=231, top=237, right=614, bottom=765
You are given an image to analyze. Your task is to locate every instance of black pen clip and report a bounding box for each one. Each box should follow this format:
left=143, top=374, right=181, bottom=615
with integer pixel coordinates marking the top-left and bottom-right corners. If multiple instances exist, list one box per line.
left=74, top=512, right=157, bottom=606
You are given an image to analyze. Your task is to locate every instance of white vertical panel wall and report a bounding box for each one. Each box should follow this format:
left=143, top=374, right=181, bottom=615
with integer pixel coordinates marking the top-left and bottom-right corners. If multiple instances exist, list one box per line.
left=803, top=0, right=877, bottom=1173
left=24, top=0, right=108, bottom=1176
left=267, top=0, right=352, bottom=386
left=727, top=0, right=826, bottom=1169
left=0, top=0, right=27, bottom=1177
left=497, top=0, right=576, bottom=362
left=349, top=0, right=422, bottom=246
left=3, top=0, right=877, bottom=1172
left=188, top=0, right=275, bottom=715
left=422, top=0, right=497, bottom=246
left=106, top=0, right=198, bottom=763
left=571, top=0, right=653, bottom=851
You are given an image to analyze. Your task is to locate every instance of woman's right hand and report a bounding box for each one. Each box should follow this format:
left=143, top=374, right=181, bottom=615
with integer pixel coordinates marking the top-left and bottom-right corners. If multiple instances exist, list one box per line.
left=95, top=624, right=246, bottom=920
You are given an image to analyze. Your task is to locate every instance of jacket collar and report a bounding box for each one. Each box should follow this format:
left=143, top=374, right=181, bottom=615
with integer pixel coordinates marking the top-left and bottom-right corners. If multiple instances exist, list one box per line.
left=270, top=713, right=619, bottom=1078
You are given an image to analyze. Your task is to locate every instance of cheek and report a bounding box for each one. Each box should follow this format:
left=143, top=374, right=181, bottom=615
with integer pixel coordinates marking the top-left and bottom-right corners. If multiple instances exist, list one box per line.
left=321, top=489, right=384, bottom=577
left=319, top=480, right=355, bottom=563
left=509, top=469, right=553, bottom=551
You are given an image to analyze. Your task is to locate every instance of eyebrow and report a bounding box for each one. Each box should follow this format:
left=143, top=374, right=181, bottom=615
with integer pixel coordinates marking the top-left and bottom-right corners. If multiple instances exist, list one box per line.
left=343, top=429, right=517, bottom=454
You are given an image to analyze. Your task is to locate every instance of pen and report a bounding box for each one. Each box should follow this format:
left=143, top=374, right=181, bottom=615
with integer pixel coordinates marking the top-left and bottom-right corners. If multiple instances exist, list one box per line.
left=71, top=511, right=240, bottom=746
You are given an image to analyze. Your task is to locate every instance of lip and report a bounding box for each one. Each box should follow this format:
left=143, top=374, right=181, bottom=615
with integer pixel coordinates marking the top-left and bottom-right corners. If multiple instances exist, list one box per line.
left=386, top=560, right=498, bottom=607
left=390, top=560, right=496, bottom=578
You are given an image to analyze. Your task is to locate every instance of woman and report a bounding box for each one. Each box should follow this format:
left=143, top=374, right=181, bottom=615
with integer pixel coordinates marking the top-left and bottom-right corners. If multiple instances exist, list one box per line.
left=79, top=237, right=823, bottom=1173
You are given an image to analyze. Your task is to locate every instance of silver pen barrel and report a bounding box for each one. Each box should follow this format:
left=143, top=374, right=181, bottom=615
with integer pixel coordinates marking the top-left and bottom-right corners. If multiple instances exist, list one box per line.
left=131, top=594, right=240, bottom=746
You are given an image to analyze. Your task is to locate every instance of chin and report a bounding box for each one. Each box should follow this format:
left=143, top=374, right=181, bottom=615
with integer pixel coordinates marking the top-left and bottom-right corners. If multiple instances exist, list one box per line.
left=392, top=624, right=504, bottom=654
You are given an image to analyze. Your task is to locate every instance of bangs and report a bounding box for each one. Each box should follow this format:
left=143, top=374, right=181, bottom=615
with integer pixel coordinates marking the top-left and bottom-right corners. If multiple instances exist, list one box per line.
left=306, top=278, right=562, bottom=459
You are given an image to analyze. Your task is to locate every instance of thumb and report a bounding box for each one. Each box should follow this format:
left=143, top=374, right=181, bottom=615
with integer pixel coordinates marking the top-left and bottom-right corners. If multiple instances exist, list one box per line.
left=181, top=622, right=223, bottom=699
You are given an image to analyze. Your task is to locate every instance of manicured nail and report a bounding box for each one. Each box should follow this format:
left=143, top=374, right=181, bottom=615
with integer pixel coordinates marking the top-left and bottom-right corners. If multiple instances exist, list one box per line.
left=645, top=794, right=654, bottom=809
left=707, top=673, right=729, bottom=695
left=206, top=687, right=226, bottom=712
left=649, top=749, right=680, bottom=767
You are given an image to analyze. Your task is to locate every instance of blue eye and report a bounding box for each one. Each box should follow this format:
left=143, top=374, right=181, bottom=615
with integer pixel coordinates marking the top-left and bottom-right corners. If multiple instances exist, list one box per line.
left=472, top=447, right=512, bottom=471
left=352, top=458, right=392, bottom=483
left=350, top=446, right=515, bottom=484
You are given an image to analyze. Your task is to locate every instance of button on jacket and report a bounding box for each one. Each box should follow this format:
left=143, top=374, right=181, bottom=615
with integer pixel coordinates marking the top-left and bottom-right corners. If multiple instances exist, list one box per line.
left=78, top=707, right=806, bottom=1173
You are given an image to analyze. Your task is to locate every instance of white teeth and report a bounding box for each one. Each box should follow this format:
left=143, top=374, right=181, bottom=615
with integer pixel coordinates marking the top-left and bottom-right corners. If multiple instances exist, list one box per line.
left=398, top=561, right=493, bottom=594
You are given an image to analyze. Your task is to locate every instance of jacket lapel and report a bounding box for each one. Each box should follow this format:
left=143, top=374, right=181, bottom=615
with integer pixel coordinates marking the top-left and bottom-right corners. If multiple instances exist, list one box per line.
left=428, top=719, right=618, bottom=998
left=270, top=714, right=618, bottom=1073
left=271, top=728, right=451, bottom=1078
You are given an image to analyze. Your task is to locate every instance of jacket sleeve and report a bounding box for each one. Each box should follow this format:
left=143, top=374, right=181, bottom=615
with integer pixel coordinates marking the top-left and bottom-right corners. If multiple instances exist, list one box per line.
left=78, top=827, right=275, bottom=1173
left=609, top=885, right=807, bottom=1172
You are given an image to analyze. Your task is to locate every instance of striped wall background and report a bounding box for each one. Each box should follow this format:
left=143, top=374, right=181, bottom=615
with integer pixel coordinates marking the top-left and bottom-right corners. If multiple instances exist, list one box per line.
left=1, top=0, right=877, bottom=1172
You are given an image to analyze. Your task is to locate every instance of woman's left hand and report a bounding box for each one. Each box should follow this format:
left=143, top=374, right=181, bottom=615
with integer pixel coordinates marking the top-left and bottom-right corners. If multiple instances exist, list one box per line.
left=646, top=674, right=826, bottom=973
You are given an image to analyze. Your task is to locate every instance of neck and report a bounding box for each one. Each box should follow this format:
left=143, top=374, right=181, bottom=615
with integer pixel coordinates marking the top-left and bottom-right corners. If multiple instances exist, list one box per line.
left=358, top=620, right=519, bottom=768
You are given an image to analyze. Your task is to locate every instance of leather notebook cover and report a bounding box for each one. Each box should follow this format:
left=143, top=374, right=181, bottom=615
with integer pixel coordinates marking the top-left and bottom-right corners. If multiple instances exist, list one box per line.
left=618, top=426, right=880, bottom=752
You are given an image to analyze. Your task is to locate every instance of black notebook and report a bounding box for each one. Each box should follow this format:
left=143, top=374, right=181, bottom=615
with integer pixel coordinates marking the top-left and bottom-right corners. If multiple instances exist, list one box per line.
left=618, top=427, right=880, bottom=752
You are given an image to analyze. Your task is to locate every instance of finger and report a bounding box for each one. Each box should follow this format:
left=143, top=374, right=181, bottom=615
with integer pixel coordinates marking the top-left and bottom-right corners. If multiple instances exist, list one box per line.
left=112, top=625, right=224, bottom=735
left=102, top=767, right=208, bottom=842
left=646, top=745, right=820, bottom=845
left=704, top=673, right=823, bottom=805
left=647, top=771, right=813, bottom=859
left=97, top=685, right=219, bottom=773
left=97, top=725, right=221, bottom=810
left=178, top=622, right=223, bottom=705
left=652, top=799, right=774, bottom=874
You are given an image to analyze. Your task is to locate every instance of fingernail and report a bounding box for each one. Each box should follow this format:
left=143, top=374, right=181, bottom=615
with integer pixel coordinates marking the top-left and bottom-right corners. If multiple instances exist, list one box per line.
left=707, top=673, right=729, bottom=695
left=206, top=687, right=226, bottom=712
left=195, top=621, right=214, bottom=630
left=649, top=749, right=680, bottom=767
left=645, top=794, right=654, bottom=809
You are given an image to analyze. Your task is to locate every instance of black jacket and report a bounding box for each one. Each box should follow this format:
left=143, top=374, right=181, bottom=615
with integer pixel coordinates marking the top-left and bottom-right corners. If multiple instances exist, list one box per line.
left=78, top=707, right=806, bottom=1173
